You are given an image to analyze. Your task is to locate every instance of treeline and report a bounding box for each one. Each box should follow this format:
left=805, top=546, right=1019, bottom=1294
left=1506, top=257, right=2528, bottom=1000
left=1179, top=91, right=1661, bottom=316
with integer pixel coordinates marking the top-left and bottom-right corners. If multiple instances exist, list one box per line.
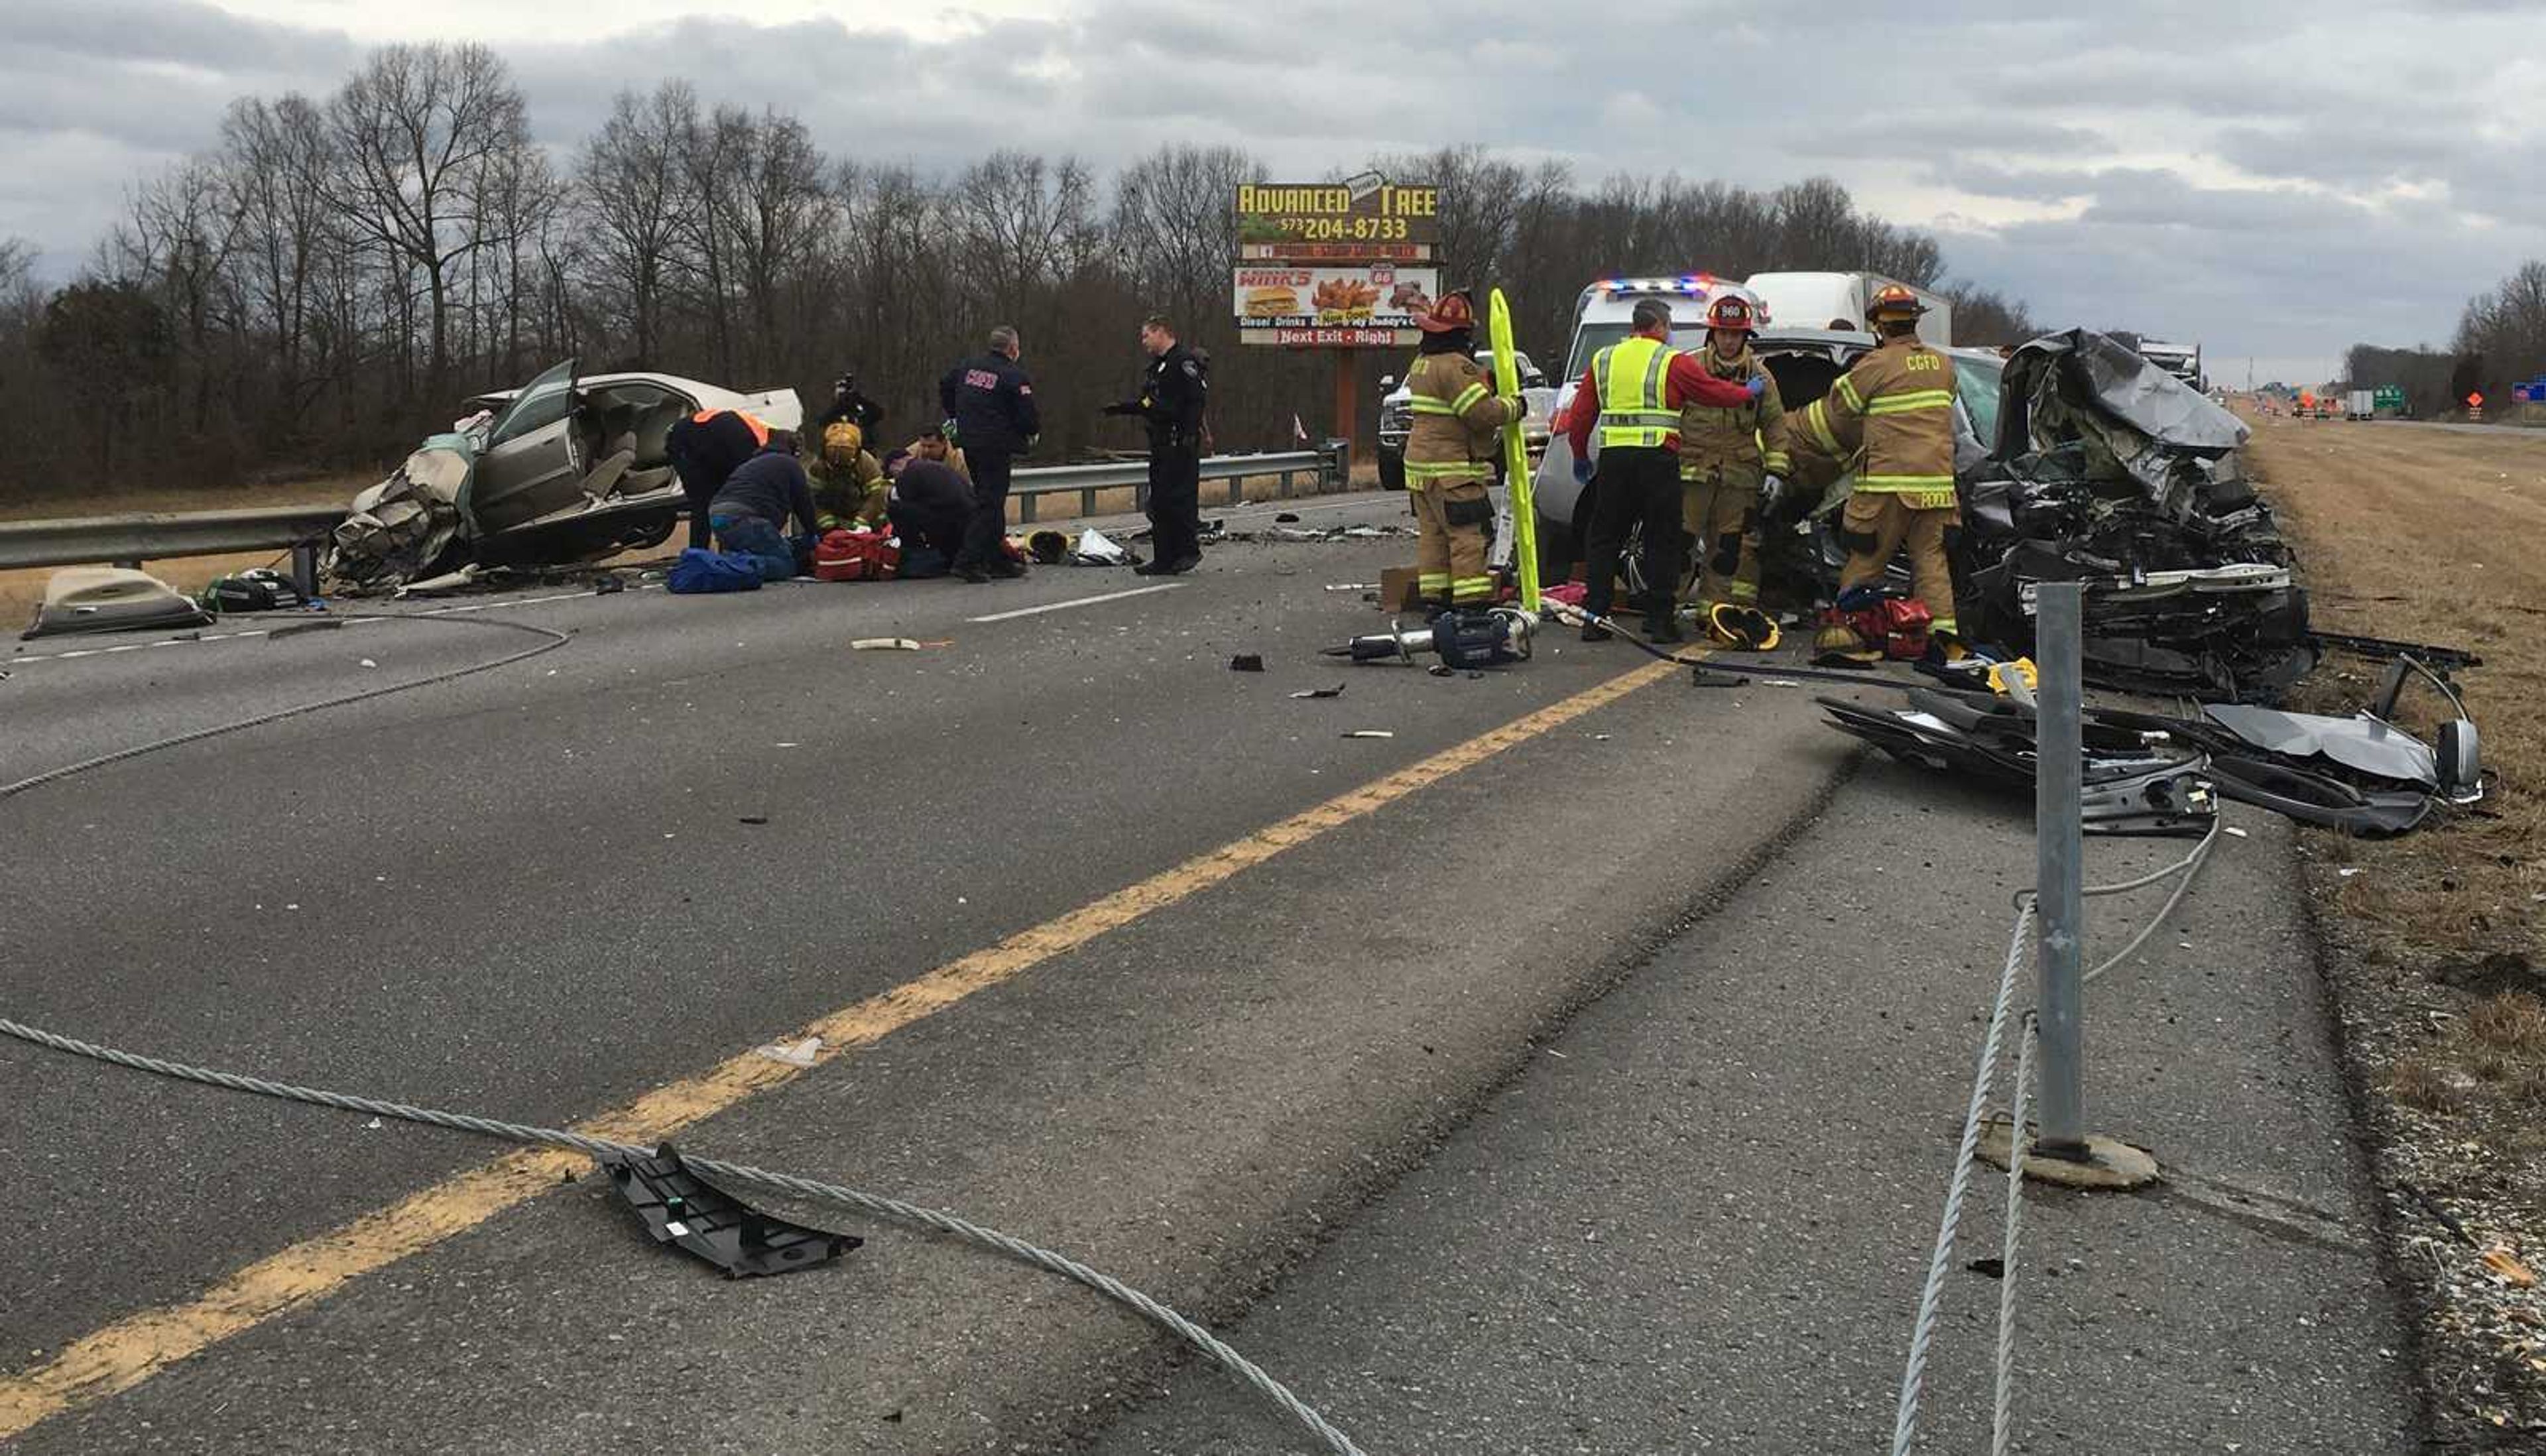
left=2346, top=258, right=2546, bottom=415
left=0, top=42, right=2044, bottom=505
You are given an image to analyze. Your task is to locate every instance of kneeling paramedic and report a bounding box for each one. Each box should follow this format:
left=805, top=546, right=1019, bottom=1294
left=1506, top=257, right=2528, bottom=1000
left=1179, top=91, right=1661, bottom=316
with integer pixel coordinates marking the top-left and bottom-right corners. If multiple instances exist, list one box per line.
left=807, top=420, right=887, bottom=531
left=708, top=437, right=823, bottom=582
left=1564, top=296, right=1764, bottom=642
left=1398, top=289, right=1524, bottom=611
left=882, top=448, right=973, bottom=577
left=1810, top=284, right=1960, bottom=665
left=1679, top=294, right=1789, bottom=644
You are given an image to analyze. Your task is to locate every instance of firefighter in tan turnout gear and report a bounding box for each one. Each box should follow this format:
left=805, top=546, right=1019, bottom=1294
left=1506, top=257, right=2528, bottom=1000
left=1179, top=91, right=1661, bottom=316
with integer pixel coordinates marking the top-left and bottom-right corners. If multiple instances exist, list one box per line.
left=1400, top=289, right=1526, bottom=611
left=1677, top=293, right=1789, bottom=646
left=1810, top=284, right=1960, bottom=665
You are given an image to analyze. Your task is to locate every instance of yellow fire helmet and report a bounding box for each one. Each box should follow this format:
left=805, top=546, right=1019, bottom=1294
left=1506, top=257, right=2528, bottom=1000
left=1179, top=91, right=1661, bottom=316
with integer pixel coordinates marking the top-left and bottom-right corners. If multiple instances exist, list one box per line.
left=1707, top=603, right=1781, bottom=652
left=821, top=419, right=865, bottom=467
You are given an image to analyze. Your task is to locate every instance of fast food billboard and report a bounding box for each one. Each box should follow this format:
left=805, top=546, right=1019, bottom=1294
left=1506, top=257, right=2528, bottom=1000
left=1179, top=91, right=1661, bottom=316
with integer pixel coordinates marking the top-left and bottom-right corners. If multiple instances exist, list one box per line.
left=1235, top=180, right=1439, bottom=262
left=1233, top=265, right=1439, bottom=347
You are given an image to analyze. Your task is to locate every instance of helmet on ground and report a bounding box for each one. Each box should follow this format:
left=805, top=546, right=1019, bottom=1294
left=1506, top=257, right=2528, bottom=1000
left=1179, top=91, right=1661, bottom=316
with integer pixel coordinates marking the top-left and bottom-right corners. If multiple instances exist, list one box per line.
left=1706, top=603, right=1780, bottom=651
left=1417, top=288, right=1479, bottom=334
left=1705, top=294, right=1758, bottom=334
left=1867, top=284, right=1926, bottom=324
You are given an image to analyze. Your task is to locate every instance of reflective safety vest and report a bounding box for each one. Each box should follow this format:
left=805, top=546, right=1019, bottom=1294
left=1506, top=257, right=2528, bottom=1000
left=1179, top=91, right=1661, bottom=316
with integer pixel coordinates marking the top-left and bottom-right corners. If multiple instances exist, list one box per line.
left=697, top=408, right=771, bottom=448
left=1594, top=335, right=1681, bottom=449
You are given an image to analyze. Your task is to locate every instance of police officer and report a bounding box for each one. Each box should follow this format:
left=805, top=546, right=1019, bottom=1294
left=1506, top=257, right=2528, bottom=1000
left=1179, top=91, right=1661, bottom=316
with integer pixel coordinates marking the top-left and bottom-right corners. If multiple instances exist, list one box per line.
left=938, top=325, right=1040, bottom=582
left=1105, top=314, right=1209, bottom=576
left=1810, top=284, right=1960, bottom=664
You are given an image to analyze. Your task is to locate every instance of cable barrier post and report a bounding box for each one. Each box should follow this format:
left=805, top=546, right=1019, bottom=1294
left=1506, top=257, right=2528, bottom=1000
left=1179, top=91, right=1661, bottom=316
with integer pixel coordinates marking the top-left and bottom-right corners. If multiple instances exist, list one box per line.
left=2032, top=581, right=2089, bottom=1158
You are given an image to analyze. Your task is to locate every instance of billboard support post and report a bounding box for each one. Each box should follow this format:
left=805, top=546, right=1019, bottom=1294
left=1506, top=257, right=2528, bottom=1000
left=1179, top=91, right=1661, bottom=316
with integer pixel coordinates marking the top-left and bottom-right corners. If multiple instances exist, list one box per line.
left=1333, top=359, right=1357, bottom=467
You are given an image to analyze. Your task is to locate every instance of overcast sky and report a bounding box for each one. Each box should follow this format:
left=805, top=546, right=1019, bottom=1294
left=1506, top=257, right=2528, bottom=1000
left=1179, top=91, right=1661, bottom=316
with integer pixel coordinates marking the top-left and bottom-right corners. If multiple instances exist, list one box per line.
left=9, top=0, right=2541, bottom=387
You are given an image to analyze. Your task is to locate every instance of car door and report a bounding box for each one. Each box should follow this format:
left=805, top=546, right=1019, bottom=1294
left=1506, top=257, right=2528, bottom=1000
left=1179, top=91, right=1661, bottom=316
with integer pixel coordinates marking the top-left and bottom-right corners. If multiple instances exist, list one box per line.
left=461, top=359, right=588, bottom=536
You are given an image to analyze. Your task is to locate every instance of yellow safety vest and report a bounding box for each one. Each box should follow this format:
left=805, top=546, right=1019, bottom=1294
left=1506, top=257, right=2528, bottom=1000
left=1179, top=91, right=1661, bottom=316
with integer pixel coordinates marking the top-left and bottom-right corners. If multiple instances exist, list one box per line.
left=1594, top=335, right=1680, bottom=449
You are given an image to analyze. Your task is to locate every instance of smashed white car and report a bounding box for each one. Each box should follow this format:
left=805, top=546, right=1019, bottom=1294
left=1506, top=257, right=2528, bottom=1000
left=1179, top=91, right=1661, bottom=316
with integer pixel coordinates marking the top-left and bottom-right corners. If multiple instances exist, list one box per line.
left=325, top=360, right=802, bottom=593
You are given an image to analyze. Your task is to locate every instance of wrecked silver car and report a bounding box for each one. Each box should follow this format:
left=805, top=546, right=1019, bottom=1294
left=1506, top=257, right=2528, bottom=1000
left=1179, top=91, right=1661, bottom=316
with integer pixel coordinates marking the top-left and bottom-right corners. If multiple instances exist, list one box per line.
left=1957, top=329, right=2312, bottom=703
left=324, top=361, right=802, bottom=593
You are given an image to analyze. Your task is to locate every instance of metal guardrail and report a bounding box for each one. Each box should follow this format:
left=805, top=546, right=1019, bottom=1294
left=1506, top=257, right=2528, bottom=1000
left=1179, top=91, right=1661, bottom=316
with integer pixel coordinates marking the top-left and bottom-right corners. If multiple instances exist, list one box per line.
left=1011, top=444, right=1339, bottom=524
left=0, top=443, right=1351, bottom=576
left=0, top=505, right=347, bottom=573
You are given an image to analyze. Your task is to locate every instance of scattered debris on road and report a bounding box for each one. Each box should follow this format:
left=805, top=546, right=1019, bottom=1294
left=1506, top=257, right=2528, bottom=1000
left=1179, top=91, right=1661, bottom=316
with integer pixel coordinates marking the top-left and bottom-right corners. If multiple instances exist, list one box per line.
left=22, top=566, right=212, bottom=640
left=851, top=637, right=923, bottom=651
left=599, top=1144, right=859, bottom=1278
left=1821, top=658, right=2479, bottom=837
left=1229, top=652, right=1265, bottom=672
left=755, top=1036, right=823, bottom=1068
left=1289, top=684, right=1345, bottom=699
left=1818, top=686, right=2218, bottom=837
left=1341, top=729, right=1394, bottom=739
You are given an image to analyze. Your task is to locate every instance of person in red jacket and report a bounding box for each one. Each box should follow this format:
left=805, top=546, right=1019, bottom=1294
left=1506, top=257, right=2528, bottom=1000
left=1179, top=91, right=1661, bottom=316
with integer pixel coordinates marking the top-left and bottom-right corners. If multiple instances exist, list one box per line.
left=1562, top=297, right=1762, bottom=640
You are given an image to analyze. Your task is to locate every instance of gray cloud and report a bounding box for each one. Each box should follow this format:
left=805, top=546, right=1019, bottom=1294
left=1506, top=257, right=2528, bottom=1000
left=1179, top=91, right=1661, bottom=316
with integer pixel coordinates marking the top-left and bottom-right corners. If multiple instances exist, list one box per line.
left=0, top=0, right=2537, bottom=383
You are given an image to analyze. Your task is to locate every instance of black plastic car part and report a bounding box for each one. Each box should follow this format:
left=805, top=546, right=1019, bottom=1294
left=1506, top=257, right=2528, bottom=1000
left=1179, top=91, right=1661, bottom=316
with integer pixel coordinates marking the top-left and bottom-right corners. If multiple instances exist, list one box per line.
left=601, top=1144, right=861, bottom=1278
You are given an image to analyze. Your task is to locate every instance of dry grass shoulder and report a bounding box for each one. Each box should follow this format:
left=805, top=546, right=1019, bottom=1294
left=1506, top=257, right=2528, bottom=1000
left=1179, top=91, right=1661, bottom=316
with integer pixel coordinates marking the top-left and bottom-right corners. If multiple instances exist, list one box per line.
left=2246, top=409, right=2546, bottom=1445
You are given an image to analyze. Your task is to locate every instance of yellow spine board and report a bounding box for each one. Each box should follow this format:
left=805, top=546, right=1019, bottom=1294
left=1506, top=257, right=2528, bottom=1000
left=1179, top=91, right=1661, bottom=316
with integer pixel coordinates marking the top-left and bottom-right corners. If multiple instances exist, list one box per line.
left=1489, top=288, right=1540, bottom=611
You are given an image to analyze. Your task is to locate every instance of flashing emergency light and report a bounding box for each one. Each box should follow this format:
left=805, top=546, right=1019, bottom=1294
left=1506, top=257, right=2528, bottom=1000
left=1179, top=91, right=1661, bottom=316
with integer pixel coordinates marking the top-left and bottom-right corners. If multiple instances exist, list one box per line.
left=1595, top=274, right=1726, bottom=296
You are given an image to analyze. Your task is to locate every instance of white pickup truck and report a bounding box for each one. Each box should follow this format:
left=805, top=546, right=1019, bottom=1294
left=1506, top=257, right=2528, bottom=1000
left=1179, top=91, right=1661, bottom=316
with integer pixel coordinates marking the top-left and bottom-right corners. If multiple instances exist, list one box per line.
left=1374, top=349, right=1554, bottom=491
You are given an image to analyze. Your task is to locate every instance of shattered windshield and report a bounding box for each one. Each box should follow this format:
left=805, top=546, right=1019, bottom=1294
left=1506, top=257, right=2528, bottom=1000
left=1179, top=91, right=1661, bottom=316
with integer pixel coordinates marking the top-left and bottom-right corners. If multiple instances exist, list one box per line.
left=1957, top=356, right=2004, bottom=445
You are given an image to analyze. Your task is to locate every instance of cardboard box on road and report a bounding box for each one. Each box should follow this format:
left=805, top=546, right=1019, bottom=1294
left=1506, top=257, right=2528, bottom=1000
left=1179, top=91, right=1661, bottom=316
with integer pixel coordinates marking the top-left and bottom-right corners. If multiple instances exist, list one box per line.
left=1378, top=566, right=1422, bottom=611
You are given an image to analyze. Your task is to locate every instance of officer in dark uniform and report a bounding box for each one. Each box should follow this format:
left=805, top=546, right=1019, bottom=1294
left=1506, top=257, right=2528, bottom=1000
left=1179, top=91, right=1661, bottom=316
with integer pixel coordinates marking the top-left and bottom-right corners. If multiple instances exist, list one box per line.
left=937, top=324, right=1040, bottom=582
left=1106, top=314, right=1209, bottom=575
left=811, top=372, right=884, bottom=439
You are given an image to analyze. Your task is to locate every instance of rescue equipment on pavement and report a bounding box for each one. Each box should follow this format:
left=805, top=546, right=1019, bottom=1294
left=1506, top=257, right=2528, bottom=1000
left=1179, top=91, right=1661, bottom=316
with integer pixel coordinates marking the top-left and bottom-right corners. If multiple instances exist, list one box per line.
left=203, top=568, right=308, bottom=614
left=1325, top=607, right=1534, bottom=668
left=813, top=528, right=898, bottom=582
left=1836, top=584, right=1933, bottom=661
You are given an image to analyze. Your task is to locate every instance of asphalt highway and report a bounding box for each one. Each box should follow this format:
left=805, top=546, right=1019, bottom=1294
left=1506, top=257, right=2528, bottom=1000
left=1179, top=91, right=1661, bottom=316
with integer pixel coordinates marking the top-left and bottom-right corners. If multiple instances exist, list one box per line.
left=0, top=491, right=2415, bottom=1453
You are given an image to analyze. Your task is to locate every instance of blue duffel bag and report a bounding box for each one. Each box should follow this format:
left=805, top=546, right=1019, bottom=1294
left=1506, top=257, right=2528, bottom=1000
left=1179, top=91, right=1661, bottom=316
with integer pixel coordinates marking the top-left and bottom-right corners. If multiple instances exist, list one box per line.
left=667, top=547, right=765, bottom=594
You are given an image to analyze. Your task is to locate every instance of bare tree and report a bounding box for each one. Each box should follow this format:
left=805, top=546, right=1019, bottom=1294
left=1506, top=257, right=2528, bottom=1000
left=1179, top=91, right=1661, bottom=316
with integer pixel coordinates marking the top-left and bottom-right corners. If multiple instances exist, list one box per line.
left=324, top=42, right=527, bottom=400
left=1115, top=144, right=1258, bottom=339
left=111, top=159, right=243, bottom=440
left=723, top=108, right=831, bottom=384
left=576, top=84, right=694, bottom=367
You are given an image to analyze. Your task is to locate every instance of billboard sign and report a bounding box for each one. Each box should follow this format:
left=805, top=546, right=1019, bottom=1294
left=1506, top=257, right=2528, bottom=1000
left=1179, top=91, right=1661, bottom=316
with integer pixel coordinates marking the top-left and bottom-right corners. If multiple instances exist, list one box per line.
left=1235, top=180, right=1439, bottom=261
left=1233, top=263, right=1440, bottom=348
